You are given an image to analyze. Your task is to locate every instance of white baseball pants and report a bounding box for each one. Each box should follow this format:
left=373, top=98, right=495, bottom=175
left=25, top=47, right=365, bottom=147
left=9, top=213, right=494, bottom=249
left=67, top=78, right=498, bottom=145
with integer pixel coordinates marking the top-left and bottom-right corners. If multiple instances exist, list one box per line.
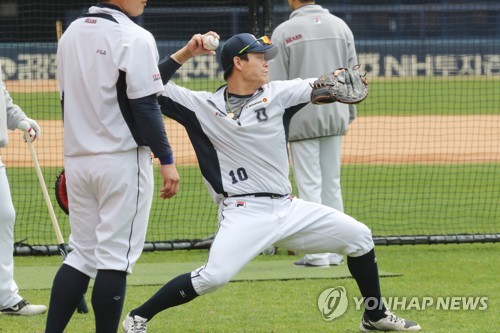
left=64, top=147, right=153, bottom=278
left=191, top=195, right=374, bottom=295
left=0, top=158, right=22, bottom=308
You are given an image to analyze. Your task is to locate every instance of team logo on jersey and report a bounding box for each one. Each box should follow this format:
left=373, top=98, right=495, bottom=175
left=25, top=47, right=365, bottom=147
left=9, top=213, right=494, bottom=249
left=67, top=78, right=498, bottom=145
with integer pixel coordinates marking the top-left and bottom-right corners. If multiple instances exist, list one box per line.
left=236, top=201, right=246, bottom=207
left=313, top=16, right=322, bottom=25
left=152, top=73, right=161, bottom=82
left=285, top=34, right=303, bottom=45
left=85, top=18, right=97, bottom=24
left=254, top=108, right=268, bottom=122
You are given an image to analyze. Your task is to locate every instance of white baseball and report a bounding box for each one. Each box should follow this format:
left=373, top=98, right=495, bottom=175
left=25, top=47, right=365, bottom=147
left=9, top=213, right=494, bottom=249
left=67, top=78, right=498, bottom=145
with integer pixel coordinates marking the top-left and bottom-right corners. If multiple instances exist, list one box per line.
left=204, top=35, right=219, bottom=51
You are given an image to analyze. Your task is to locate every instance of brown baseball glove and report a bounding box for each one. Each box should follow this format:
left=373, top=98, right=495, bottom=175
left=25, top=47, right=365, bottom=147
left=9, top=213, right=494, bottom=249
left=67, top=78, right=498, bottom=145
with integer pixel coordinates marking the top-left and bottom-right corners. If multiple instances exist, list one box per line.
left=310, top=65, right=368, bottom=105
left=55, top=169, right=69, bottom=215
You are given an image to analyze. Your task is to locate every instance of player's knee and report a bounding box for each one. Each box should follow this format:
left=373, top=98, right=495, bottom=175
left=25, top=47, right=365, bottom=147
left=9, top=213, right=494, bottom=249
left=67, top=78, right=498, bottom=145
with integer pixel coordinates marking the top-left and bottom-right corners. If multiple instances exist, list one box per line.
left=347, top=221, right=374, bottom=256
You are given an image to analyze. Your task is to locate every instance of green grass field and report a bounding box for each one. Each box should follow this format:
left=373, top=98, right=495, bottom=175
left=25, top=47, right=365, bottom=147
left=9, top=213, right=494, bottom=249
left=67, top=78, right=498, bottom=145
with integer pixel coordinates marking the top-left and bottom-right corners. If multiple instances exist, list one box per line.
left=8, top=79, right=226, bottom=120
left=10, top=77, right=500, bottom=119
left=357, top=77, right=500, bottom=116
left=9, top=162, right=500, bottom=247
left=3, top=243, right=498, bottom=332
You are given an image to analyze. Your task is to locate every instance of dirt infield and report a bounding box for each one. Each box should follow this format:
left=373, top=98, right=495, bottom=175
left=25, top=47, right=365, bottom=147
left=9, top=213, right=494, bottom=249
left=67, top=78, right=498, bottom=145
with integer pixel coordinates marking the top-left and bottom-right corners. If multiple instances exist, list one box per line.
left=343, top=115, right=500, bottom=164
left=1, top=115, right=499, bottom=167
left=5, top=79, right=58, bottom=93
left=0, top=119, right=193, bottom=167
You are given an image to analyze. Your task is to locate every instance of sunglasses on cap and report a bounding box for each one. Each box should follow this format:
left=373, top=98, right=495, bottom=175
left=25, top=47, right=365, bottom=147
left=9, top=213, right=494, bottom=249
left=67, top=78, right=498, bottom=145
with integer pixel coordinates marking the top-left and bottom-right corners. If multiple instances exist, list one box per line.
left=238, top=36, right=272, bottom=54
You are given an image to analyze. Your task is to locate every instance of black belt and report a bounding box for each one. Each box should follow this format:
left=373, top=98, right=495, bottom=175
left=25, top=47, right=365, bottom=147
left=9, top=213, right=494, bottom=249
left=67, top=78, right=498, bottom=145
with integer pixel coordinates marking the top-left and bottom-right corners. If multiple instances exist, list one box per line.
left=229, top=193, right=287, bottom=199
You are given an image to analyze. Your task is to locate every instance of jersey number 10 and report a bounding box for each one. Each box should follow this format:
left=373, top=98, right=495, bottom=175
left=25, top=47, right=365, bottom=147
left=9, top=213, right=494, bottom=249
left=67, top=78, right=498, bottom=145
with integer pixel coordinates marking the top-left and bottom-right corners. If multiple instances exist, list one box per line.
left=229, top=168, right=248, bottom=184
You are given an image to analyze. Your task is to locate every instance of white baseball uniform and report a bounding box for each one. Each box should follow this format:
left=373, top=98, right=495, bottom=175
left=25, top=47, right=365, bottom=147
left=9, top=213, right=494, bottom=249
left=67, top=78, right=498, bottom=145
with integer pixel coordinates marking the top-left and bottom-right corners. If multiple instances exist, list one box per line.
left=57, top=5, right=168, bottom=277
left=157, top=73, right=374, bottom=295
left=0, top=66, right=29, bottom=308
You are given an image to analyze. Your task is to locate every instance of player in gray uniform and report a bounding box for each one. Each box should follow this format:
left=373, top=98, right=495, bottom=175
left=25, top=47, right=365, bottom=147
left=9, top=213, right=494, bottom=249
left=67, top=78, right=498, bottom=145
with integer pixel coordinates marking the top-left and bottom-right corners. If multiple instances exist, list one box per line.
left=0, top=64, right=46, bottom=316
left=122, top=33, right=421, bottom=332
left=269, top=0, right=358, bottom=267
left=45, top=1, right=179, bottom=332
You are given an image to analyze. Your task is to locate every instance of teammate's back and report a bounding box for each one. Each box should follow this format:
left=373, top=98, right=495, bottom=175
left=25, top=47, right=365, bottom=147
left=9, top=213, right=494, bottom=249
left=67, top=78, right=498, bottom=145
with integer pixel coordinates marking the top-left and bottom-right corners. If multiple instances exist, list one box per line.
left=58, top=6, right=162, bottom=157
left=270, top=5, right=354, bottom=80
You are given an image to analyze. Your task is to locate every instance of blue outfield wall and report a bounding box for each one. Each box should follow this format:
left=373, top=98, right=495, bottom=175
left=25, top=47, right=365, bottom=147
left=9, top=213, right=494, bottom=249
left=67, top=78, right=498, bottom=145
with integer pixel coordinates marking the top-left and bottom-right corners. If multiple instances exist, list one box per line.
left=0, top=39, right=499, bottom=81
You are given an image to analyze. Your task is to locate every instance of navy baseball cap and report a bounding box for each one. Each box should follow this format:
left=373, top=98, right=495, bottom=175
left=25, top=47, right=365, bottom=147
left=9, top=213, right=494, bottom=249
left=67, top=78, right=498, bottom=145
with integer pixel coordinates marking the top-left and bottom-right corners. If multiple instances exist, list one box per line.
left=220, top=33, right=278, bottom=71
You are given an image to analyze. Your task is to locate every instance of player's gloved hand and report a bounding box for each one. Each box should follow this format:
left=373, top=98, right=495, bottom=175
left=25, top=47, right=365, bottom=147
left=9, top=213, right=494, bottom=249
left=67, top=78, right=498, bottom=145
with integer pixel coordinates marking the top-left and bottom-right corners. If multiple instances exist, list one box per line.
left=16, top=118, right=41, bottom=142
left=310, top=65, right=368, bottom=105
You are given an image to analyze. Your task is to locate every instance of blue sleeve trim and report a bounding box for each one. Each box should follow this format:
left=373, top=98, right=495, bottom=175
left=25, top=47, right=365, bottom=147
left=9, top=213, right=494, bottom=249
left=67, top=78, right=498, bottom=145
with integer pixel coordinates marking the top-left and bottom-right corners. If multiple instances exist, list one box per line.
left=158, top=56, right=182, bottom=84
left=128, top=94, right=173, bottom=162
left=158, top=153, right=174, bottom=165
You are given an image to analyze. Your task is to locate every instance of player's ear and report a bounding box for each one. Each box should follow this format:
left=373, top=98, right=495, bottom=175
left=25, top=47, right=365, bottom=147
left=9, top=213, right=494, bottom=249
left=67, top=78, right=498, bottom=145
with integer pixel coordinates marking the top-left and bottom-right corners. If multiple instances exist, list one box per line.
left=233, top=56, right=243, bottom=70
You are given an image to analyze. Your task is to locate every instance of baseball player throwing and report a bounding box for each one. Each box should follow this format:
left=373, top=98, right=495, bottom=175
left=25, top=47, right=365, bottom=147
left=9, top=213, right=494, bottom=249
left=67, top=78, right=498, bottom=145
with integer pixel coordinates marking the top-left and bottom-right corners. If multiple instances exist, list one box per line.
left=45, top=1, right=179, bottom=332
left=122, top=33, right=421, bottom=332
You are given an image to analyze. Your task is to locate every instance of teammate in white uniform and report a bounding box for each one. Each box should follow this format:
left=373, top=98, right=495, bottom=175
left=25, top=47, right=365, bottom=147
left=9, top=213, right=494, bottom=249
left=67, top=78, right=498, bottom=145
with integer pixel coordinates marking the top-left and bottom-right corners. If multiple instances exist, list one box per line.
left=0, top=64, right=46, bottom=316
left=122, top=33, right=421, bottom=332
left=45, top=1, right=179, bottom=332
left=269, top=0, right=358, bottom=267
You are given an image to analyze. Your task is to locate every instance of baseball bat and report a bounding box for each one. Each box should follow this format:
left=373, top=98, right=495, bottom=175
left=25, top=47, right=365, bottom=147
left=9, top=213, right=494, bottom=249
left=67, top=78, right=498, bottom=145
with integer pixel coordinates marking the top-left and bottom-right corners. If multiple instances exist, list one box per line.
left=26, top=139, right=89, bottom=314
left=56, top=20, right=63, bottom=41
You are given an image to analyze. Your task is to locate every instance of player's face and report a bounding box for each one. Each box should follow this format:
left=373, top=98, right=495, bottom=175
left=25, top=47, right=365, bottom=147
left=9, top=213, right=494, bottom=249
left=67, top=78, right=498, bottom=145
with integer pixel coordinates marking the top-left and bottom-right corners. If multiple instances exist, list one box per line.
left=115, top=0, right=147, bottom=17
left=241, top=52, right=270, bottom=87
